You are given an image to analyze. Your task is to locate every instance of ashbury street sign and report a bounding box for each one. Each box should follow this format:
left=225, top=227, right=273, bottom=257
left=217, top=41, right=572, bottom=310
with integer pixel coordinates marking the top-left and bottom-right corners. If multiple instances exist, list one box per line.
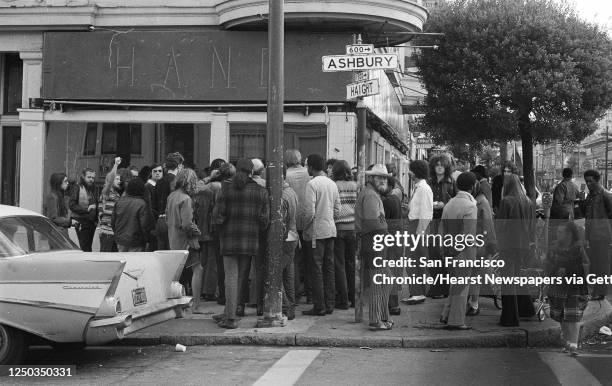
left=346, top=79, right=380, bottom=99
left=322, top=54, right=399, bottom=72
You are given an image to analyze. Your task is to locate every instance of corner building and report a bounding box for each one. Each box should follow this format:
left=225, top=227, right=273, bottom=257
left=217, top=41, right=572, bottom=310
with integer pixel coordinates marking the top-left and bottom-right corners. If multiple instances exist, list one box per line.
left=0, top=0, right=427, bottom=212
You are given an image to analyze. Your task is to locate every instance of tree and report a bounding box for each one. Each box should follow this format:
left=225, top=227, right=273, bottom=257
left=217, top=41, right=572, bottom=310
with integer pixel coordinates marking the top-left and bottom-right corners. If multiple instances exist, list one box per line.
left=415, top=0, right=612, bottom=199
left=478, top=145, right=501, bottom=169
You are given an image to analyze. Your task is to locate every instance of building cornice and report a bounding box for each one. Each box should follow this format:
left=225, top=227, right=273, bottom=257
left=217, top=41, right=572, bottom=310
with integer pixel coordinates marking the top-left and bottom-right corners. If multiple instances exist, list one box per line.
left=0, top=0, right=426, bottom=32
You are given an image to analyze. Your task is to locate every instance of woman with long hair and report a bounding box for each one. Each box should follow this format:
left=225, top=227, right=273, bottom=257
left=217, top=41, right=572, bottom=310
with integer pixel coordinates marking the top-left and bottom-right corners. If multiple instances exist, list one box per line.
left=166, top=168, right=202, bottom=308
left=331, top=160, right=358, bottom=309
left=427, top=154, right=457, bottom=299
left=467, top=180, right=497, bottom=315
left=98, top=157, right=125, bottom=252
left=166, top=168, right=200, bottom=251
left=213, top=158, right=269, bottom=329
left=491, top=161, right=519, bottom=213
left=45, top=172, right=72, bottom=236
left=496, top=173, right=536, bottom=326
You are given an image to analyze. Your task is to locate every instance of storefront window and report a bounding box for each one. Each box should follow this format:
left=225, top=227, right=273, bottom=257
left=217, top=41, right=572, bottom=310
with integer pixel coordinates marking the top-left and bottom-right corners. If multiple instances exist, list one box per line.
left=230, top=124, right=266, bottom=164
left=3, top=54, right=22, bottom=114
left=101, top=123, right=142, bottom=155
left=83, top=123, right=97, bottom=156
left=229, top=123, right=327, bottom=165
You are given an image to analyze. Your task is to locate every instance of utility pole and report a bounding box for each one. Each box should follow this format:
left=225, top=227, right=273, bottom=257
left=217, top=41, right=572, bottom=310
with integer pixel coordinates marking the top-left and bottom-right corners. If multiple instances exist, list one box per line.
left=354, top=33, right=367, bottom=323
left=606, top=123, right=610, bottom=189
left=258, top=0, right=285, bottom=328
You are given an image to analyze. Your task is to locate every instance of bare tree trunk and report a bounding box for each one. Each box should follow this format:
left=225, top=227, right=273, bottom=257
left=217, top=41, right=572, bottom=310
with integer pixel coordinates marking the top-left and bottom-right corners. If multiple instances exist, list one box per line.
left=499, top=141, right=508, bottom=163
left=519, top=115, right=536, bottom=201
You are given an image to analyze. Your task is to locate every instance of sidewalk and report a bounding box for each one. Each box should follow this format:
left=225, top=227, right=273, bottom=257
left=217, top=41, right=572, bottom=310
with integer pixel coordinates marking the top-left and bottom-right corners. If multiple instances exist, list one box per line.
left=117, top=297, right=612, bottom=349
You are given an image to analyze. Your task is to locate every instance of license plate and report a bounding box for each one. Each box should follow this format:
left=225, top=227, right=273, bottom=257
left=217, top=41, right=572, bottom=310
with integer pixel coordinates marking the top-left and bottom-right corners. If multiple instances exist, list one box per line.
left=132, top=287, right=147, bottom=306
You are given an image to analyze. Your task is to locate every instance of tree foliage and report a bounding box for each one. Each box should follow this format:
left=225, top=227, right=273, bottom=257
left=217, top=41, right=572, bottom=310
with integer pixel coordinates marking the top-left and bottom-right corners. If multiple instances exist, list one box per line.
left=415, top=0, right=612, bottom=197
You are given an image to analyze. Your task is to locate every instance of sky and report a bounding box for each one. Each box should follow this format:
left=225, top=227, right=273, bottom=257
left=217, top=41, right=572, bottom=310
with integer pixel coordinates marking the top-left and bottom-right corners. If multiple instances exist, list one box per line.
left=569, top=0, right=612, bottom=32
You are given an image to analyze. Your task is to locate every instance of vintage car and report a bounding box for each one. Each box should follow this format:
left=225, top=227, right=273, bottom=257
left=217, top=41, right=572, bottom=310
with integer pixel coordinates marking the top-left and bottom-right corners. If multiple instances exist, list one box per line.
left=0, top=205, right=192, bottom=364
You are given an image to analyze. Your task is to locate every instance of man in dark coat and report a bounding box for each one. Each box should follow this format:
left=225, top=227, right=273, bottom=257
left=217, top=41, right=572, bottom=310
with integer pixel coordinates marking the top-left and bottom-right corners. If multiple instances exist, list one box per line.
left=213, top=158, right=269, bottom=329
left=69, top=168, right=99, bottom=252
left=155, top=152, right=184, bottom=250
left=112, top=178, right=153, bottom=252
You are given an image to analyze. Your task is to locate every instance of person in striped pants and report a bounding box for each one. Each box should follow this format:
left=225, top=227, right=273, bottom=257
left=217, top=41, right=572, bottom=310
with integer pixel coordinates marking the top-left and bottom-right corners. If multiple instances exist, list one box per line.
left=356, top=164, right=393, bottom=331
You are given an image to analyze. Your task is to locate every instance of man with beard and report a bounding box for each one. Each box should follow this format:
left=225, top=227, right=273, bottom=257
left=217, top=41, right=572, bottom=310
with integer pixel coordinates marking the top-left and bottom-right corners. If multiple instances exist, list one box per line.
left=356, top=164, right=393, bottom=331
left=69, top=168, right=99, bottom=252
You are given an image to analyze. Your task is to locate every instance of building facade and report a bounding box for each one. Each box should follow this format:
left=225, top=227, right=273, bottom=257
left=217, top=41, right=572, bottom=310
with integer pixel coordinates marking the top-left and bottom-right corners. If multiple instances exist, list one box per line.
left=0, top=0, right=427, bottom=212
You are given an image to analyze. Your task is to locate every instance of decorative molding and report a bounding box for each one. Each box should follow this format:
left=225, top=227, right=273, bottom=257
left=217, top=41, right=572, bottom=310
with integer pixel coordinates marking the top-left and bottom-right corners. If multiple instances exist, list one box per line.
left=0, top=1, right=426, bottom=31
left=18, top=108, right=45, bottom=121
left=19, top=50, right=42, bottom=61
left=0, top=6, right=95, bottom=30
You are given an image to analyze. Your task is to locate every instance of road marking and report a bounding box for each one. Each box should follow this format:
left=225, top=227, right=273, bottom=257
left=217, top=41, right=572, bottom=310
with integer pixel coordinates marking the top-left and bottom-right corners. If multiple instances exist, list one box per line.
left=568, top=353, right=612, bottom=358
left=253, top=350, right=321, bottom=386
left=538, top=352, right=602, bottom=386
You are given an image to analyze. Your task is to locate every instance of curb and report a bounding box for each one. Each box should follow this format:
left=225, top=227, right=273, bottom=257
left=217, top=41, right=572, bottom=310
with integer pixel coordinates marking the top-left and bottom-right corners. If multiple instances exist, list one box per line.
left=111, top=302, right=612, bottom=349
left=114, top=329, right=528, bottom=349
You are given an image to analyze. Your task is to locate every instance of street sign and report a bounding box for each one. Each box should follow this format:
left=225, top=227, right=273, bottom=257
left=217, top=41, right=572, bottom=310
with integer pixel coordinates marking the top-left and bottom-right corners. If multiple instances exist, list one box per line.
left=416, top=137, right=433, bottom=144
left=353, top=71, right=369, bottom=82
left=346, top=44, right=374, bottom=55
left=596, top=159, right=612, bottom=169
left=346, top=79, right=380, bottom=99
left=322, top=54, right=399, bottom=72
left=415, top=137, right=434, bottom=149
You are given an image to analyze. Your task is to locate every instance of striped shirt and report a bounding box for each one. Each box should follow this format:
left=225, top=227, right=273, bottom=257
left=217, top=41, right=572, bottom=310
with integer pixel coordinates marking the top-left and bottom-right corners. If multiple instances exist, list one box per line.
left=335, top=180, right=357, bottom=231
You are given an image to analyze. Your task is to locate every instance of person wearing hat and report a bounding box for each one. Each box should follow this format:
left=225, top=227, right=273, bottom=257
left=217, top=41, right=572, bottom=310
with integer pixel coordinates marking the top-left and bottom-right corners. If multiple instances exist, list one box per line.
left=356, top=164, right=394, bottom=331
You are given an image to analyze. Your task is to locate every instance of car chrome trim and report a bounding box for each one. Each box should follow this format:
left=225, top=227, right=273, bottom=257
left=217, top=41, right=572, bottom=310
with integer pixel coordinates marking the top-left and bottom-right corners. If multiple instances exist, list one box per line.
left=0, top=280, right=111, bottom=284
left=88, top=313, right=132, bottom=328
left=0, top=298, right=98, bottom=314
left=104, top=261, right=127, bottom=298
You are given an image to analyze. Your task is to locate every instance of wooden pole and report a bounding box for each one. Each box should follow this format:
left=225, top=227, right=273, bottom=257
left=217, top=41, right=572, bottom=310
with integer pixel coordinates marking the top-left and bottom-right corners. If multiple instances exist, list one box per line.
left=354, top=33, right=367, bottom=323
left=258, top=0, right=285, bottom=328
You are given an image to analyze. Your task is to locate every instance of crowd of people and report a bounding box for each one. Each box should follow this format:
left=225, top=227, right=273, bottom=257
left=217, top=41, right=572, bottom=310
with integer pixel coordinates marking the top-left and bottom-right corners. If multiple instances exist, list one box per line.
left=43, top=151, right=610, bottom=352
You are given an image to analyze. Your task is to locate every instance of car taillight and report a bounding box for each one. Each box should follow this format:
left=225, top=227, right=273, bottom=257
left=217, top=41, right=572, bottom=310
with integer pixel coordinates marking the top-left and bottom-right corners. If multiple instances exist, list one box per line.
left=168, top=281, right=185, bottom=299
left=98, top=296, right=121, bottom=317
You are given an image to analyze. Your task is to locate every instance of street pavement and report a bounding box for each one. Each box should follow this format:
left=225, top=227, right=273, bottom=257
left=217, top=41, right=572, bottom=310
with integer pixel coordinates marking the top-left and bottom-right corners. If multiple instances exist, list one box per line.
left=118, top=296, right=612, bottom=349
left=8, top=345, right=612, bottom=385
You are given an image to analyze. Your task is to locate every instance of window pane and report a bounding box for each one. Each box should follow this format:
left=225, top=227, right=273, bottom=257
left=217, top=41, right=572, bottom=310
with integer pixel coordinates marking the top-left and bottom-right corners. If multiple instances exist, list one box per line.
left=229, top=124, right=266, bottom=164
left=83, top=123, right=98, bottom=155
left=101, top=123, right=118, bottom=154
left=0, top=216, right=76, bottom=256
left=3, top=54, right=23, bottom=114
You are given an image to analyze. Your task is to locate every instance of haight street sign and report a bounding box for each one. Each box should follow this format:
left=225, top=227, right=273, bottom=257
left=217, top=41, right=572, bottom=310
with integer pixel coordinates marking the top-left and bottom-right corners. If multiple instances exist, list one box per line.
left=322, top=54, right=399, bottom=72
left=346, top=79, right=380, bottom=99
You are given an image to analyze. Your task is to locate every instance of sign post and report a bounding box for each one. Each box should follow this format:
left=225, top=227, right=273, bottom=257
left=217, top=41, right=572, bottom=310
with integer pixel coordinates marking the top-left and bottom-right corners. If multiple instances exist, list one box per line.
left=321, top=35, right=399, bottom=323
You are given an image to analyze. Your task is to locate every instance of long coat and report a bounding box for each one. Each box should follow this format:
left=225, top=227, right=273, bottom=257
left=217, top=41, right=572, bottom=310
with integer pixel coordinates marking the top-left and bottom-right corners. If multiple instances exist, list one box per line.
left=214, top=178, right=270, bottom=256
left=495, top=196, right=535, bottom=252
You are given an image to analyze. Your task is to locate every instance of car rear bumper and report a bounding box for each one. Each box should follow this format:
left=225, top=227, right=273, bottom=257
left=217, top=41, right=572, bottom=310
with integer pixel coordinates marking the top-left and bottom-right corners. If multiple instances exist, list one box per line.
left=84, top=296, right=192, bottom=345
left=123, top=296, right=193, bottom=335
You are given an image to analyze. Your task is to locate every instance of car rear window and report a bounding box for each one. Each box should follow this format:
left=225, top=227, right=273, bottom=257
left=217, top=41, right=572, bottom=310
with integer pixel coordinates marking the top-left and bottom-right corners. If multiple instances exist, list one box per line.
left=0, top=216, right=78, bottom=257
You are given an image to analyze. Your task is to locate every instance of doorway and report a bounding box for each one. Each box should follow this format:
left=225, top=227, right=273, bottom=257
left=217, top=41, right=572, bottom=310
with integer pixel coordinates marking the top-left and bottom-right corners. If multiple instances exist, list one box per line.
left=1, top=126, right=20, bottom=205
left=163, top=123, right=195, bottom=168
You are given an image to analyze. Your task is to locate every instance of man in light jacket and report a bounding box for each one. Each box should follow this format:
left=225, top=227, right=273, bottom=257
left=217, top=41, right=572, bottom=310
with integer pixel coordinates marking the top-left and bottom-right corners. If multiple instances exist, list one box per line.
left=302, top=154, right=340, bottom=316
